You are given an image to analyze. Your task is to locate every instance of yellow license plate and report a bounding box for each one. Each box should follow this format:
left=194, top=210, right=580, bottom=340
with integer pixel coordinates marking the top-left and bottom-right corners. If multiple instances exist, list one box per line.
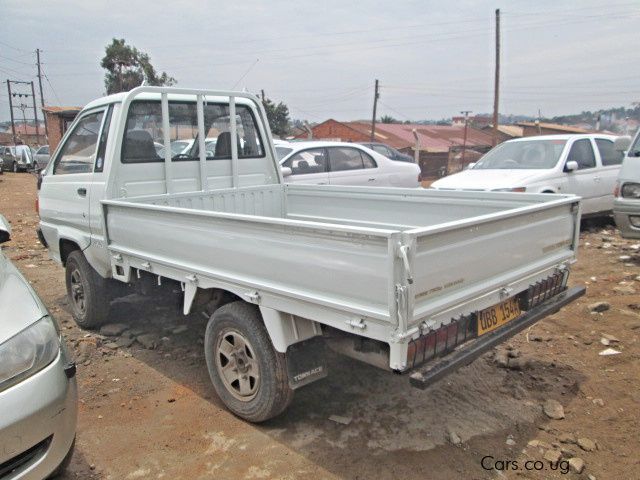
left=477, top=297, right=521, bottom=336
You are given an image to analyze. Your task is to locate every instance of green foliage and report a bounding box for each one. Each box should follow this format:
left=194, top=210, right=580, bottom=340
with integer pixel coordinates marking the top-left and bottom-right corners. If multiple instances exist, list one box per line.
left=262, top=97, right=290, bottom=137
left=101, top=38, right=176, bottom=94
left=380, top=115, right=397, bottom=124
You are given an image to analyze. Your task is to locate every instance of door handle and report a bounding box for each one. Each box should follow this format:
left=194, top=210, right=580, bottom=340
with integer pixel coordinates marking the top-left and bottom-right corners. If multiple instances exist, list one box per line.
left=368, top=178, right=376, bottom=182
left=77, top=188, right=87, bottom=197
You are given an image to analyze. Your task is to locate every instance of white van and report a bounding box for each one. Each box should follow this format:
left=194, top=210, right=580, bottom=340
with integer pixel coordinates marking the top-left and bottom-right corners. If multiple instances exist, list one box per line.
left=613, top=130, right=640, bottom=238
left=431, top=134, right=623, bottom=216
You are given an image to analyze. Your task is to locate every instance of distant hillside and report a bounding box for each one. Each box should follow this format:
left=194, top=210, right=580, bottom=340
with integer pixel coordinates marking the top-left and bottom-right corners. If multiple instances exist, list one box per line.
left=549, top=105, right=640, bottom=133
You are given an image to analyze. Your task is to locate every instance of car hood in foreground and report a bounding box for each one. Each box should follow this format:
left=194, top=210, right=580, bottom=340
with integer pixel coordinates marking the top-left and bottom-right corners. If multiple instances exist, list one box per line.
left=431, top=169, right=552, bottom=190
left=0, top=251, right=48, bottom=343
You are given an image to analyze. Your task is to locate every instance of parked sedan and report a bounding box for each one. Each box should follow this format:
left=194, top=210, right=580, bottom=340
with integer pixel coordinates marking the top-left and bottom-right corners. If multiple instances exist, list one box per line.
left=431, top=134, right=623, bottom=216
left=358, top=142, right=414, bottom=162
left=1, top=145, right=34, bottom=173
left=33, top=145, right=51, bottom=171
left=0, top=214, right=77, bottom=479
left=278, top=141, right=421, bottom=187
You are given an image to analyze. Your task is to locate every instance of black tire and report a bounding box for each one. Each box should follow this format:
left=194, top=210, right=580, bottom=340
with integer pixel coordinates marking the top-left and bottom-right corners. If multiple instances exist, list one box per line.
left=47, top=437, right=75, bottom=479
left=204, top=301, right=293, bottom=422
left=65, top=251, right=111, bottom=329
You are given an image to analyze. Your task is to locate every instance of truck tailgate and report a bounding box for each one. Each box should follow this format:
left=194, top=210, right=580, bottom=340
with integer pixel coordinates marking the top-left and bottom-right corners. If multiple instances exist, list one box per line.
left=406, top=197, right=579, bottom=328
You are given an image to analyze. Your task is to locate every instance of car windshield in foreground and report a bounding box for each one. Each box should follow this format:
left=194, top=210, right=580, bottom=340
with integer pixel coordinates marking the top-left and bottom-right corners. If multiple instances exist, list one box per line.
left=630, top=134, right=640, bottom=157
left=276, top=146, right=293, bottom=160
left=473, top=139, right=567, bottom=170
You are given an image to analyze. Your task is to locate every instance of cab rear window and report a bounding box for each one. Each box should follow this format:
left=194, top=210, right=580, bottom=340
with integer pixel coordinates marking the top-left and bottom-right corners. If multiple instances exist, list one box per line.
left=121, top=100, right=264, bottom=164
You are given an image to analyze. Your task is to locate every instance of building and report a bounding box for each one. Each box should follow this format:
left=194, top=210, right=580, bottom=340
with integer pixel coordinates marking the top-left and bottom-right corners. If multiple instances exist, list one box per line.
left=0, top=123, right=47, bottom=147
left=295, top=119, right=494, bottom=178
left=42, top=106, right=82, bottom=152
left=480, top=124, right=524, bottom=143
left=451, top=115, right=492, bottom=128
left=517, top=121, right=591, bottom=137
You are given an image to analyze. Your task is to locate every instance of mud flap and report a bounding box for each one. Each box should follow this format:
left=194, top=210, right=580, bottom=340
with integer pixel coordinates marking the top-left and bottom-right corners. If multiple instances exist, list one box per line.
left=286, top=336, right=328, bottom=389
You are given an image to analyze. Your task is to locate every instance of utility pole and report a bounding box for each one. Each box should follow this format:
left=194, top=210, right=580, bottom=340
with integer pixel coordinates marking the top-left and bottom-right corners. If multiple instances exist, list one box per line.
left=460, top=110, right=472, bottom=168
left=30, top=81, right=42, bottom=144
left=492, top=8, right=501, bottom=146
left=370, top=79, right=379, bottom=142
left=260, top=89, right=265, bottom=103
left=7, top=81, right=17, bottom=144
left=36, top=48, right=48, bottom=137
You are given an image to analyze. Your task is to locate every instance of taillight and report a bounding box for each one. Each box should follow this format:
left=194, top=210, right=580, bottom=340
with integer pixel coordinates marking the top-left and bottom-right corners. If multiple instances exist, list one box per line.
left=613, top=181, right=620, bottom=197
left=35, top=197, right=39, bottom=216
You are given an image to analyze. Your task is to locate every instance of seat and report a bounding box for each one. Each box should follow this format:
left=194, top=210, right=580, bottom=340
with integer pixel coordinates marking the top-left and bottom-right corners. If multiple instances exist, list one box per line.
left=296, top=160, right=312, bottom=174
left=124, top=130, right=160, bottom=163
left=214, top=132, right=242, bottom=159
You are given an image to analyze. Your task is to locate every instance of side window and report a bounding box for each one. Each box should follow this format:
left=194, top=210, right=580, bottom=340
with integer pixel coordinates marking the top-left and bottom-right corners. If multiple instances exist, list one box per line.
left=329, top=147, right=366, bottom=171
left=43, top=146, right=49, bottom=155
left=282, top=148, right=327, bottom=175
left=567, top=139, right=595, bottom=170
left=362, top=151, right=377, bottom=169
left=95, top=105, right=113, bottom=173
left=54, top=110, right=105, bottom=175
left=595, top=139, right=623, bottom=166
left=372, top=145, right=389, bottom=156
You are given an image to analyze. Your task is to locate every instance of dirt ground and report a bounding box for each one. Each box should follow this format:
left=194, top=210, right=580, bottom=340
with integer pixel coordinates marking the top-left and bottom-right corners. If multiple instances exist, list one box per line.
left=1, top=172, right=639, bottom=480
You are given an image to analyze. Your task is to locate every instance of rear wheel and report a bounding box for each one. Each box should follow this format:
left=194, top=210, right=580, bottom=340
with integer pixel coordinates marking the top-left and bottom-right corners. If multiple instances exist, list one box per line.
left=204, top=301, right=293, bottom=422
left=65, top=251, right=111, bottom=328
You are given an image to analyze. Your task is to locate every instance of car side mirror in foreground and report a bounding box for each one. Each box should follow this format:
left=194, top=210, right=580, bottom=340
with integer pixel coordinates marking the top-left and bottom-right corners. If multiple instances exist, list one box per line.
left=0, top=215, right=11, bottom=244
left=564, top=160, right=579, bottom=172
left=281, top=166, right=292, bottom=177
left=614, top=136, right=632, bottom=152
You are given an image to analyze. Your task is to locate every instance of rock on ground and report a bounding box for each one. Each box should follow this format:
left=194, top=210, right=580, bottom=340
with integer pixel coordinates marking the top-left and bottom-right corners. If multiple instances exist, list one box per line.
left=99, top=323, right=129, bottom=336
left=543, top=399, right=565, bottom=420
left=568, top=457, right=585, bottom=474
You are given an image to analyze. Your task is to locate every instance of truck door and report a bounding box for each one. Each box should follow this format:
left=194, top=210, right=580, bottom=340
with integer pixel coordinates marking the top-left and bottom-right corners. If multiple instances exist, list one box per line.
left=39, top=108, right=107, bottom=259
left=562, top=138, right=598, bottom=215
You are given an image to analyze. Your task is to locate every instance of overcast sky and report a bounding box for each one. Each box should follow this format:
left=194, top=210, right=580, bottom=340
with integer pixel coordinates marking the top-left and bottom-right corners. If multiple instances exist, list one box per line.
left=1, top=0, right=639, bottom=124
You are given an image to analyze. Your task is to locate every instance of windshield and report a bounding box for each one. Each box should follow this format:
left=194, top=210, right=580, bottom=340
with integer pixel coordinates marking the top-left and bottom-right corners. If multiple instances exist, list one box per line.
left=276, top=146, right=293, bottom=160
left=630, top=131, right=640, bottom=157
left=473, top=139, right=567, bottom=170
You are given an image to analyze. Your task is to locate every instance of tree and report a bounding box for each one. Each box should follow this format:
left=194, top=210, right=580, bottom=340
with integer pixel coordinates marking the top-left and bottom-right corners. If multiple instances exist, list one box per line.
left=380, top=115, right=397, bottom=124
left=101, top=38, right=176, bottom=94
left=261, top=97, right=290, bottom=137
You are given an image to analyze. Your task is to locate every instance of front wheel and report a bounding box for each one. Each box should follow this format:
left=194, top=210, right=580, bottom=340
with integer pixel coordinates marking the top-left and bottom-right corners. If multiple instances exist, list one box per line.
left=204, top=301, right=293, bottom=422
left=65, top=251, right=111, bottom=328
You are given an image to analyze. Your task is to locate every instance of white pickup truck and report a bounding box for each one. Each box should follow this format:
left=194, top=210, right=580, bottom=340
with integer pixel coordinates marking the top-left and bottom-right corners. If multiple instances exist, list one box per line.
left=38, top=87, right=585, bottom=422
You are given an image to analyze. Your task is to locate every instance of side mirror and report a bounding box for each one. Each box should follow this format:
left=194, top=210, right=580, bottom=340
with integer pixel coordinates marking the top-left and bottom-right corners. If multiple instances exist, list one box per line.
left=281, top=166, right=292, bottom=177
left=0, top=215, right=11, bottom=244
left=614, top=136, right=632, bottom=152
left=564, top=160, right=579, bottom=172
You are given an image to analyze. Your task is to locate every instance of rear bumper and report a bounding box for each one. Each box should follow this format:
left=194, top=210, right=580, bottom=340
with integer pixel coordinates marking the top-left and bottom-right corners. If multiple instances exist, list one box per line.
left=409, top=286, right=585, bottom=389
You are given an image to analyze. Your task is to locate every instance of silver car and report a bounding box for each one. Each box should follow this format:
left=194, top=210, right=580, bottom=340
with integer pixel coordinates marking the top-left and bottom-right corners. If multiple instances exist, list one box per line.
left=0, top=215, right=77, bottom=479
